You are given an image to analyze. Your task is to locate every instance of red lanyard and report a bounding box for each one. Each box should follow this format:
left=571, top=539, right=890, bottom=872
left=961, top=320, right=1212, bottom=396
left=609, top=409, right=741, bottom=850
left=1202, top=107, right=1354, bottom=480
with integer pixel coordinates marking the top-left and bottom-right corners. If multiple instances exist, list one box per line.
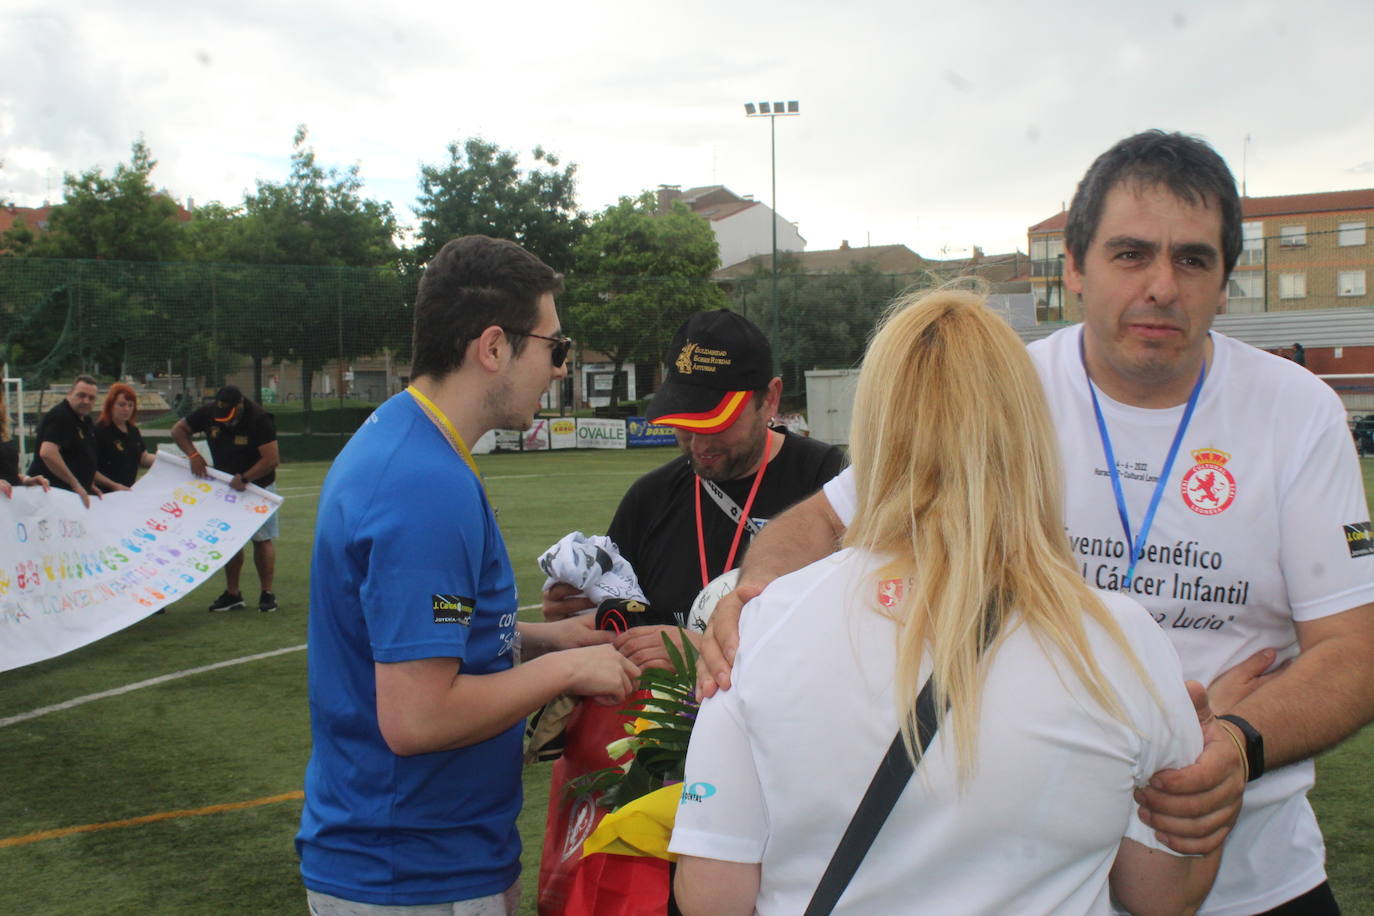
left=695, top=437, right=773, bottom=588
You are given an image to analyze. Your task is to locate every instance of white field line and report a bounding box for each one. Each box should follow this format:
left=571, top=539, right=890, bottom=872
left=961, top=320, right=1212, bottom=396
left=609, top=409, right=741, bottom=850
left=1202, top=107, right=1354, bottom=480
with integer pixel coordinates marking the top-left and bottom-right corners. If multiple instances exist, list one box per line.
left=275, top=469, right=643, bottom=497
left=0, top=644, right=306, bottom=729
left=2, top=464, right=635, bottom=727
left=4, top=604, right=544, bottom=727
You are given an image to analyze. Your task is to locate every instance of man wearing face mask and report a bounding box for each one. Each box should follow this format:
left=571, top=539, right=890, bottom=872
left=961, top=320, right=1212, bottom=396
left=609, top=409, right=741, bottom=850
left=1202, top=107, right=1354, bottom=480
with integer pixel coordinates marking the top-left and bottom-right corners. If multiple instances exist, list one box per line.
left=172, top=385, right=281, bottom=612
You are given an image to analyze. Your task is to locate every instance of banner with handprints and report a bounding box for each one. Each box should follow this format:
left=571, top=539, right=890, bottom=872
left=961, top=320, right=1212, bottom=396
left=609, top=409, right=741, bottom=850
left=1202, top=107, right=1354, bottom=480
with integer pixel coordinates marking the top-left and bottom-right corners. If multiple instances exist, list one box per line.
left=0, top=450, right=283, bottom=672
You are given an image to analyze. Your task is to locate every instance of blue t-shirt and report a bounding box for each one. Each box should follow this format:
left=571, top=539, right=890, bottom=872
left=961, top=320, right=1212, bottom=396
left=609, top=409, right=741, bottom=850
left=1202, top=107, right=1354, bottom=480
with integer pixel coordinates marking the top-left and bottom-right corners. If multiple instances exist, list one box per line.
left=296, top=393, right=521, bottom=905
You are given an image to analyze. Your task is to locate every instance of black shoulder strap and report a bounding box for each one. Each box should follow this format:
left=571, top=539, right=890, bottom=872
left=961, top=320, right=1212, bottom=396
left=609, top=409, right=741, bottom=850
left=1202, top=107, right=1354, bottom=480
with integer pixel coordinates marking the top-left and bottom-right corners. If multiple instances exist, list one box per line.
left=803, top=675, right=940, bottom=916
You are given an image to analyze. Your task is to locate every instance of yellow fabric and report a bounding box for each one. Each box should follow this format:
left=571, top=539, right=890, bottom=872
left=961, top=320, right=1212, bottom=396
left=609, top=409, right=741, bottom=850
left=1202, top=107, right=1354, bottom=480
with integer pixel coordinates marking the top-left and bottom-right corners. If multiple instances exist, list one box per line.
left=582, top=783, right=682, bottom=862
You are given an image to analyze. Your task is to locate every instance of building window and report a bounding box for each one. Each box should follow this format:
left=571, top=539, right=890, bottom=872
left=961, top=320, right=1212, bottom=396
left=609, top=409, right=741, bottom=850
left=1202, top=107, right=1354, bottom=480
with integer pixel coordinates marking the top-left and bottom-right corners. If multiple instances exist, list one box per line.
left=1227, top=272, right=1263, bottom=311
left=1338, top=270, right=1367, bottom=297
left=1338, top=221, right=1367, bottom=247
left=1036, top=282, right=1065, bottom=323
left=1278, top=272, right=1306, bottom=299
left=1239, top=221, right=1264, bottom=266
left=1030, top=237, right=1065, bottom=277
left=1279, top=225, right=1307, bottom=248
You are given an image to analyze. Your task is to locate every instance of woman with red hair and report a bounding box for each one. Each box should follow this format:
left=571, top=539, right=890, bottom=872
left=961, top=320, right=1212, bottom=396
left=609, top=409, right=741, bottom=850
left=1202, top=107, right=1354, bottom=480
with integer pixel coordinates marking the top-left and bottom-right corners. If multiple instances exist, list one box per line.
left=95, top=383, right=155, bottom=488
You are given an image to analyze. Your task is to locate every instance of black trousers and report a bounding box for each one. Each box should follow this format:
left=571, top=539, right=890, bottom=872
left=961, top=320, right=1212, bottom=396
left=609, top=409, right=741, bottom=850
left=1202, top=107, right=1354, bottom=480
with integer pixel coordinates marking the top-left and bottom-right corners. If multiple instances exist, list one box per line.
left=1257, top=881, right=1340, bottom=916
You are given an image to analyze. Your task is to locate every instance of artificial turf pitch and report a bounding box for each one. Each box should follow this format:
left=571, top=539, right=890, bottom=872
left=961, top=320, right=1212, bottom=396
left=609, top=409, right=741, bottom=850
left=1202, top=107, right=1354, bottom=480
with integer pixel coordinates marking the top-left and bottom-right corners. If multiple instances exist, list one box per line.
left=1, top=448, right=1370, bottom=914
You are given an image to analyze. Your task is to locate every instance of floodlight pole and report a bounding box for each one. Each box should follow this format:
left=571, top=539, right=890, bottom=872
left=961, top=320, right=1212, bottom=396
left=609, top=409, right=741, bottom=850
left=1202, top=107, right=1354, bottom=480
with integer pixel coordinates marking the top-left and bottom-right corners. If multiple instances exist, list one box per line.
left=745, top=101, right=800, bottom=378
left=1057, top=252, right=1066, bottom=322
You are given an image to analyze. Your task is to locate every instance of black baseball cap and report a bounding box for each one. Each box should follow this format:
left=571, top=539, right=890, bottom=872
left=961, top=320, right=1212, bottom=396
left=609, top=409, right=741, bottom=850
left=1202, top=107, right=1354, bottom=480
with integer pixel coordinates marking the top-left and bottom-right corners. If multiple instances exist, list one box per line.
left=213, top=385, right=243, bottom=423
left=645, top=310, right=773, bottom=433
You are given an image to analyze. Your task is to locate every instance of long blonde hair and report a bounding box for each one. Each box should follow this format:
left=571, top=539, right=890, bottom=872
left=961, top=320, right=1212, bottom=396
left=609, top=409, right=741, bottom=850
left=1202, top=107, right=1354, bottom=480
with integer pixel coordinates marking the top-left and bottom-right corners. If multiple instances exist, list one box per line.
left=843, top=287, right=1147, bottom=777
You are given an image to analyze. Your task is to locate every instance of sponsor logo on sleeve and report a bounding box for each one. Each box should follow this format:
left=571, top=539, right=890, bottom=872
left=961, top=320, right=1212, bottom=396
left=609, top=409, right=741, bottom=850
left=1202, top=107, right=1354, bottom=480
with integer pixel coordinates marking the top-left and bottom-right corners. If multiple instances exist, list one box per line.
left=432, top=594, right=475, bottom=625
left=877, top=577, right=904, bottom=609
left=680, top=781, right=717, bottom=805
left=1343, top=521, right=1374, bottom=558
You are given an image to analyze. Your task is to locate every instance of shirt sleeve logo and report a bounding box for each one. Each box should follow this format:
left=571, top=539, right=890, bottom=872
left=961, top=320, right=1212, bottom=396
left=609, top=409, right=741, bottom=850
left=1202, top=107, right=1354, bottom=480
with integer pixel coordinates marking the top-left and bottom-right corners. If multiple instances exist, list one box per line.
left=1344, top=522, right=1374, bottom=558
left=680, top=782, right=717, bottom=805
left=432, top=594, right=474, bottom=625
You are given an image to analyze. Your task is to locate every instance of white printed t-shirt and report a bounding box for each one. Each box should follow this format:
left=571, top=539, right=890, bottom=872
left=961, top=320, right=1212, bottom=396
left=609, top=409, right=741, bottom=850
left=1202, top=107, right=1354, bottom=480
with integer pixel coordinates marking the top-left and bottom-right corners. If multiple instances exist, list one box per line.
left=824, top=327, right=1374, bottom=915
left=669, top=548, right=1202, bottom=915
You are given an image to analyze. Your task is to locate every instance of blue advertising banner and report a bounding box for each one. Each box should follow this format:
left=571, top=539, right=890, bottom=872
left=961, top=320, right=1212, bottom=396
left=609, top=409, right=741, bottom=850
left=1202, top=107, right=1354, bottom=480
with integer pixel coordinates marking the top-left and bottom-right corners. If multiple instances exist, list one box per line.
left=626, top=417, right=678, bottom=448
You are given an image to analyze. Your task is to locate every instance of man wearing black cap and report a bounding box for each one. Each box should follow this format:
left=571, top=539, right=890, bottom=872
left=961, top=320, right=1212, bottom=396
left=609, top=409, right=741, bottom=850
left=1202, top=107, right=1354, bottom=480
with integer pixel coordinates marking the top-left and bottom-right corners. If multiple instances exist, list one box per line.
left=171, top=385, right=281, bottom=612
left=543, top=309, right=845, bottom=665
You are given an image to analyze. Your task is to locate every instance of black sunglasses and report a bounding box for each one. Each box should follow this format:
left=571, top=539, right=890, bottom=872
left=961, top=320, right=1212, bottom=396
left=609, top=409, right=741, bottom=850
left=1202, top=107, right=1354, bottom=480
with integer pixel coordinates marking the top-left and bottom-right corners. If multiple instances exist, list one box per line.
left=501, top=328, right=572, bottom=368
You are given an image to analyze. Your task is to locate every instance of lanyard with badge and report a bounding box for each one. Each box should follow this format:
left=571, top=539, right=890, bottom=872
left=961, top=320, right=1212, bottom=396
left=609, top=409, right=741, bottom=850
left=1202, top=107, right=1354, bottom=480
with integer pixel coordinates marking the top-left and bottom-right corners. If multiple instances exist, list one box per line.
left=406, top=386, right=483, bottom=487
left=1081, top=331, right=1205, bottom=589
left=694, top=442, right=772, bottom=588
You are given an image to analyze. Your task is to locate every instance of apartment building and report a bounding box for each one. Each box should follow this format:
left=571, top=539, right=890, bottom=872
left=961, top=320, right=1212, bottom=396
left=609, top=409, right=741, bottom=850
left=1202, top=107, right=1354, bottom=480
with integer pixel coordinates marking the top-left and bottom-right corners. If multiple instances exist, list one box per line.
left=1028, top=188, right=1374, bottom=322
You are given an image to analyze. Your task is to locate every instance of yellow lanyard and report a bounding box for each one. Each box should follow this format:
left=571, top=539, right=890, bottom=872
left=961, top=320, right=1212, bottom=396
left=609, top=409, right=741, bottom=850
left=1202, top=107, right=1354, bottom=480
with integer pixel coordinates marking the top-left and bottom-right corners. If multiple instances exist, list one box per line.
left=405, top=386, right=482, bottom=484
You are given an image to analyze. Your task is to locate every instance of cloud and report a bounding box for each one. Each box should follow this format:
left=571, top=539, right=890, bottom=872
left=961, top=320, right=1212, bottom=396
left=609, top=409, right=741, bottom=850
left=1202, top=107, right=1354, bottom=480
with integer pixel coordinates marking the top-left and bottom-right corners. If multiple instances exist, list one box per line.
left=3, top=0, right=1374, bottom=256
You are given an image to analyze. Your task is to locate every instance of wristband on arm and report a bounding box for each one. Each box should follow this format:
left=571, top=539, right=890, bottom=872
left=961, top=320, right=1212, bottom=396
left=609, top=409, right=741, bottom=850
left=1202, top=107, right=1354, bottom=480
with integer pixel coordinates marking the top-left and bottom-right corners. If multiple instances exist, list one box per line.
left=1217, top=714, right=1265, bottom=782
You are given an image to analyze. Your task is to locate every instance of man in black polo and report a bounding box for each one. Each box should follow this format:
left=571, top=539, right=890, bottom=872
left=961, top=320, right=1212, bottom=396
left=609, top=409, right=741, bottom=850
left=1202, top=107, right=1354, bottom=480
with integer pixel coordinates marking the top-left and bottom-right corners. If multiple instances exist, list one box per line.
left=171, top=385, right=281, bottom=612
left=28, top=375, right=124, bottom=508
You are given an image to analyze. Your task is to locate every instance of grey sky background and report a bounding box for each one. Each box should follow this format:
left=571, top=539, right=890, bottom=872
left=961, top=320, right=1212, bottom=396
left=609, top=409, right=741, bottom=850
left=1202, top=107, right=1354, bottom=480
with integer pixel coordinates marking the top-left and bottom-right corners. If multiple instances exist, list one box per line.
left=4, top=0, right=1373, bottom=260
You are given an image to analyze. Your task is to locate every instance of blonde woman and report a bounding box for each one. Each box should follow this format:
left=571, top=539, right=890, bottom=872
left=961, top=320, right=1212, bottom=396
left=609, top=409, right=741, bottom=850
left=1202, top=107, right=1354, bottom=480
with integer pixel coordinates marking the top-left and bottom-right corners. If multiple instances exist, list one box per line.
left=670, top=289, right=1221, bottom=915
left=1, top=388, right=50, bottom=497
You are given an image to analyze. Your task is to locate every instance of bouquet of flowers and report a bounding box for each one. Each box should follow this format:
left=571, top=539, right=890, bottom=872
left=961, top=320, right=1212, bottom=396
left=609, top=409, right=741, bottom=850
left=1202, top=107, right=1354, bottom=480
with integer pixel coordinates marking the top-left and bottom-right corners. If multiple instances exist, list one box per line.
left=568, top=631, right=700, bottom=816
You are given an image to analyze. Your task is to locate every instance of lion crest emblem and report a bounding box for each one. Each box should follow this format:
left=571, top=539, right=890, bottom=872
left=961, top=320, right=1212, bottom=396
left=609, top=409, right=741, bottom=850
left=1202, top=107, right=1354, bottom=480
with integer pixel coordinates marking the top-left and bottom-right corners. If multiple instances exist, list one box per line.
left=675, top=342, right=698, bottom=375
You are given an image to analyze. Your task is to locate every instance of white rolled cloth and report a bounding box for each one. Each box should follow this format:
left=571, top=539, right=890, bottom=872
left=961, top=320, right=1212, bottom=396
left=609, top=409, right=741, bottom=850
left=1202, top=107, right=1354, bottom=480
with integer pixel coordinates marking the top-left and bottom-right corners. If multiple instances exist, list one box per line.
left=538, top=531, right=648, bottom=606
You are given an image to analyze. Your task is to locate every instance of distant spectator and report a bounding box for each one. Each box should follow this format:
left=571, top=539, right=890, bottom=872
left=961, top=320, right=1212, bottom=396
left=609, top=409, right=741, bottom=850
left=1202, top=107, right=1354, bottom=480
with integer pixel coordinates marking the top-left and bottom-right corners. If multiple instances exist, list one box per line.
left=94, top=383, right=156, bottom=488
left=772, top=402, right=811, bottom=437
left=1291, top=342, right=1307, bottom=367
left=27, top=376, right=123, bottom=508
left=1, top=387, right=50, bottom=498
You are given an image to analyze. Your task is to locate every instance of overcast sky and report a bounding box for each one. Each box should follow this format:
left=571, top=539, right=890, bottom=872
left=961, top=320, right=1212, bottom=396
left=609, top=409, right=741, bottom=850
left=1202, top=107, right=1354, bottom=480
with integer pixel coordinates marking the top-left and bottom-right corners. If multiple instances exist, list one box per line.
left=4, top=0, right=1373, bottom=261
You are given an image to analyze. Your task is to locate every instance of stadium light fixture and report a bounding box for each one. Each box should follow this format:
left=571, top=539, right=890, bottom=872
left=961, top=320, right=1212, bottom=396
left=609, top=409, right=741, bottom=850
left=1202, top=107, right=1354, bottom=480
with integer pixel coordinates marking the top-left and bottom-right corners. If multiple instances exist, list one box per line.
left=743, top=100, right=801, bottom=376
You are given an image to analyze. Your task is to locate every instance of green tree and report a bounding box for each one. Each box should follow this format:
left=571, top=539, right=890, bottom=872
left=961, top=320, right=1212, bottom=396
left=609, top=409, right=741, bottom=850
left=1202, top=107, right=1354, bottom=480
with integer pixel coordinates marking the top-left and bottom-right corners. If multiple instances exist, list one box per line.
left=2, top=138, right=184, bottom=261
left=728, top=260, right=936, bottom=394
left=0, top=139, right=190, bottom=377
left=569, top=194, right=728, bottom=403
left=413, top=138, right=585, bottom=271
left=228, top=126, right=401, bottom=431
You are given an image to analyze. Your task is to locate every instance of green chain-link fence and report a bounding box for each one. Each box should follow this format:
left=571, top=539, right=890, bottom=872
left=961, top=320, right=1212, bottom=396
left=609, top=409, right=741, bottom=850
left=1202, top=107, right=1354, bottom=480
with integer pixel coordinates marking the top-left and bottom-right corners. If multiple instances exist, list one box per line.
left=2, top=257, right=996, bottom=452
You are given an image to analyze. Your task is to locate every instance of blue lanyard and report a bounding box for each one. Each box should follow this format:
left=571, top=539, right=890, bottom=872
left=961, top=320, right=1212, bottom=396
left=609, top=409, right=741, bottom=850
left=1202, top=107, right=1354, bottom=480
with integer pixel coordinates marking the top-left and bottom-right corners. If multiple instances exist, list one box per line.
left=1081, top=334, right=1206, bottom=589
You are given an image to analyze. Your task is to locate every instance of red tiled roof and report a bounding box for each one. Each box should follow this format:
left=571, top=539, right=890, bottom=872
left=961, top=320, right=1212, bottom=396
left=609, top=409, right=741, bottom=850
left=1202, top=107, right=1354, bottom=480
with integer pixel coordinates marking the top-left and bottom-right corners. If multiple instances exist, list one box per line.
left=714, top=243, right=926, bottom=279
left=1028, top=188, right=1374, bottom=235
left=1029, top=211, right=1067, bottom=233
left=1238, top=188, right=1374, bottom=217
left=0, top=205, right=54, bottom=235
left=696, top=200, right=758, bottom=221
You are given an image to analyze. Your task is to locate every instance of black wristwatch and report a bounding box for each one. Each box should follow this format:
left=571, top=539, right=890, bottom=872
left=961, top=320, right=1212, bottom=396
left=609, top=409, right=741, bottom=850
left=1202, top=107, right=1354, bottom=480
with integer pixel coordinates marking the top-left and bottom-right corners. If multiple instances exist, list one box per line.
left=1217, top=714, right=1265, bottom=782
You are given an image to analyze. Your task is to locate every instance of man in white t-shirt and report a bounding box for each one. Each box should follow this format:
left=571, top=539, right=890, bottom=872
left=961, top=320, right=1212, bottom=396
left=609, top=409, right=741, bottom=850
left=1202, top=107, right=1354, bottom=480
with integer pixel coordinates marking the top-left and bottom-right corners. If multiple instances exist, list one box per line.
left=696, top=131, right=1374, bottom=915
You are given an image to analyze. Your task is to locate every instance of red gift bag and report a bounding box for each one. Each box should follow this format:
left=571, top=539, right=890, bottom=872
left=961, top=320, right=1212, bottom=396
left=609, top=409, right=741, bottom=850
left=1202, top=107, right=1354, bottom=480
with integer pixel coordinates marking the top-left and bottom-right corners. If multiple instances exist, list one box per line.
left=558, top=852, right=671, bottom=916
left=537, top=695, right=672, bottom=915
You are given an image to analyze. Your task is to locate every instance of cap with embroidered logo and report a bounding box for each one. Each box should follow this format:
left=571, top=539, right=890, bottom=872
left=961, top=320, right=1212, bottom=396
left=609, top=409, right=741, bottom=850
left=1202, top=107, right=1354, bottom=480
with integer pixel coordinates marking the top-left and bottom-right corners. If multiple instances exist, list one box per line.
left=212, top=385, right=244, bottom=423
left=645, top=310, right=773, bottom=434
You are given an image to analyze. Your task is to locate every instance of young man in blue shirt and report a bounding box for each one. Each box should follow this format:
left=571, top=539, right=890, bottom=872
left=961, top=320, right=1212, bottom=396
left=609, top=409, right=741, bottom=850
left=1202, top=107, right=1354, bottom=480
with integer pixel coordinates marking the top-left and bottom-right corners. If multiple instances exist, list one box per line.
left=297, top=235, right=639, bottom=914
